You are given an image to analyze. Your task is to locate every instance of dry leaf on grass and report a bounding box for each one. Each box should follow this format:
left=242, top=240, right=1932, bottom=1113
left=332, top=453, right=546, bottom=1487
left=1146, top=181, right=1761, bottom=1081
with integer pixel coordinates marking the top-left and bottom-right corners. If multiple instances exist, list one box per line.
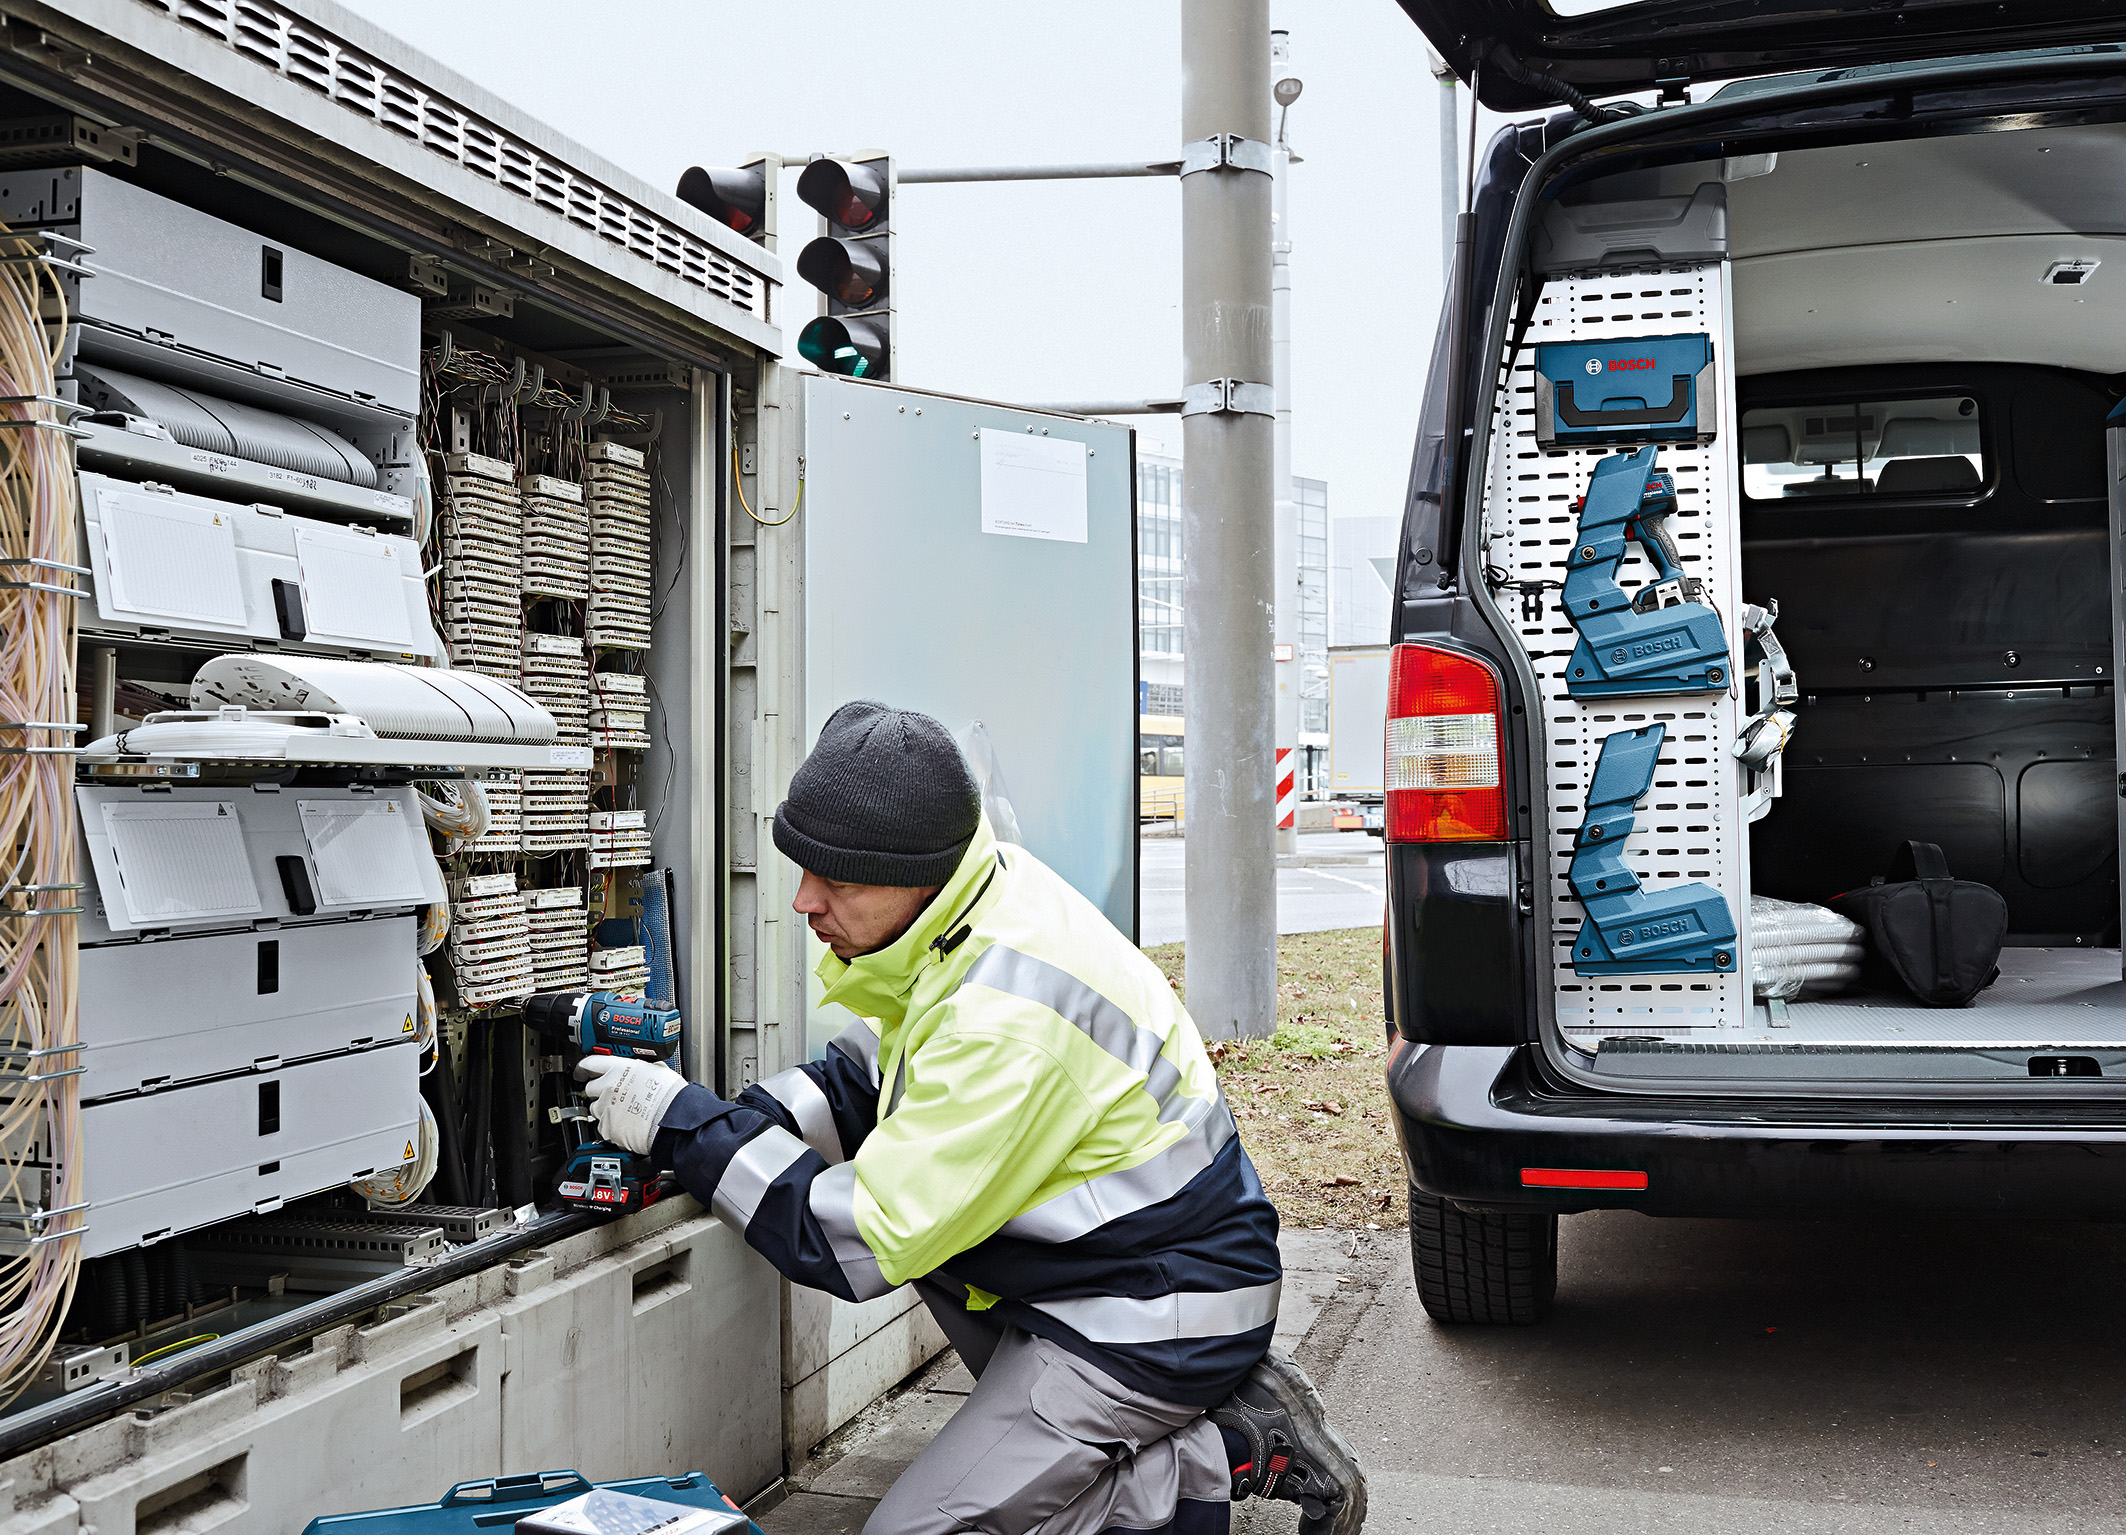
left=1145, top=925, right=1405, bottom=1231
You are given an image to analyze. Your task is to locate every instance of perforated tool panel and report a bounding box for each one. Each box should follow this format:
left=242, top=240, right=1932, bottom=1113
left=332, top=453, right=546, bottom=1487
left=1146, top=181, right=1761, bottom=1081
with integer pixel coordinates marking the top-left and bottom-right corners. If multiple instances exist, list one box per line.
left=1481, top=264, right=1753, bottom=1039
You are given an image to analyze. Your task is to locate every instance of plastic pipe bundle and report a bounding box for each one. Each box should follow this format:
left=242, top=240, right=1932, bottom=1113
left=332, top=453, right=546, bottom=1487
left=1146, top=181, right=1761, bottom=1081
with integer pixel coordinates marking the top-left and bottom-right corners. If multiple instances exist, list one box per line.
left=1749, top=895, right=1865, bottom=1000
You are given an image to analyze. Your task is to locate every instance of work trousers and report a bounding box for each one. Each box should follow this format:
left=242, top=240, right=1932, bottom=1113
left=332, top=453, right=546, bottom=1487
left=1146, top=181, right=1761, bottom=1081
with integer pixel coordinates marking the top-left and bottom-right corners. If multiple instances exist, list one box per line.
left=862, top=1279, right=1232, bottom=1535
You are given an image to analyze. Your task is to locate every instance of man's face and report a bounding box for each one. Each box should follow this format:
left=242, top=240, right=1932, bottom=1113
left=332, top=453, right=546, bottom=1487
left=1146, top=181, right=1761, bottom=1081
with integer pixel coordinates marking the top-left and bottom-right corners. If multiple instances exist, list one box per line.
left=793, top=871, right=942, bottom=959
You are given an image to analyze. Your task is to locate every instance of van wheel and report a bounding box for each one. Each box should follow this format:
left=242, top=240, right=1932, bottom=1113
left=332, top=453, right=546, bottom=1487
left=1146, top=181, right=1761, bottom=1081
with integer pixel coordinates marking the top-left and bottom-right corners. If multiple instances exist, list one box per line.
left=1408, top=1187, right=1557, bottom=1324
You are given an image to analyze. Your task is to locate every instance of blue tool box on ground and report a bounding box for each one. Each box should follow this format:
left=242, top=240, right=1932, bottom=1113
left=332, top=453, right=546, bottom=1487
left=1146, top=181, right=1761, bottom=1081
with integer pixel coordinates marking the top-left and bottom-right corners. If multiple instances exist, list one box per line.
left=300, top=1469, right=763, bottom=1534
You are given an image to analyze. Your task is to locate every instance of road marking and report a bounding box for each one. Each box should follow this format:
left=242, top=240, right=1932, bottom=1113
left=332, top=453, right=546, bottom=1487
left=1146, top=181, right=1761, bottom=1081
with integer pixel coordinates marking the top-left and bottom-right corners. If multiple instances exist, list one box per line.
left=1295, top=867, right=1385, bottom=894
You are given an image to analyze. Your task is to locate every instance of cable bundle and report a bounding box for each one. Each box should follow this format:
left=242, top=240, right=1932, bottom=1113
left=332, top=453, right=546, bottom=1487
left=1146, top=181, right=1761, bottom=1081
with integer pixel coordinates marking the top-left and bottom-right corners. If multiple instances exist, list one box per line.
left=0, top=220, right=83, bottom=1404
left=350, top=1096, right=439, bottom=1208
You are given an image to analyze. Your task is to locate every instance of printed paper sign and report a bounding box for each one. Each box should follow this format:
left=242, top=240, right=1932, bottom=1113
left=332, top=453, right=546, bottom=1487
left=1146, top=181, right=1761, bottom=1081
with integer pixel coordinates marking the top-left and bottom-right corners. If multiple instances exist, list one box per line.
left=978, top=428, right=1088, bottom=543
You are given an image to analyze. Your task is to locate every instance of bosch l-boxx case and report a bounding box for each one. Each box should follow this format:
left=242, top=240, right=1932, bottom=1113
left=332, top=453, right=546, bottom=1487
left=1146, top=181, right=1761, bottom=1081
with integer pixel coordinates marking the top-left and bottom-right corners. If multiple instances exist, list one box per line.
left=1532, top=332, right=1716, bottom=449
left=300, top=1469, right=762, bottom=1535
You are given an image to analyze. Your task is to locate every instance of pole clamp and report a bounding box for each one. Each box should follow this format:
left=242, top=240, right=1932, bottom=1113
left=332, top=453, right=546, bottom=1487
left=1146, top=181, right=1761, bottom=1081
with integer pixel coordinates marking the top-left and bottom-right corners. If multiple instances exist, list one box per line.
left=1181, top=379, right=1274, bottom=418
left=1178, top=134, right=1273, bottom=178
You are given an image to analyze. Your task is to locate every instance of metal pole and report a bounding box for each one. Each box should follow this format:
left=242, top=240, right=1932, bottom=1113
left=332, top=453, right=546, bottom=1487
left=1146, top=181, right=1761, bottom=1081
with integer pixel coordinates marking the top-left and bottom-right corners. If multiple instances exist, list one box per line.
left=1429, top=50, right=1460, bottom=279
left=1270, top=29, right=1299, bottom=858
left=1182, top=0, right=1276, bottom=1039
left=898, top=161, right=1181, bottom=184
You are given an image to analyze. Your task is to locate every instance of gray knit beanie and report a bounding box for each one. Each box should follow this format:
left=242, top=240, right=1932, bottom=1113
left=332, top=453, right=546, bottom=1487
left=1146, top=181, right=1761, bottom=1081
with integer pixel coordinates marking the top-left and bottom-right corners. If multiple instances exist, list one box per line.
left=773, top=701, right=981, bottom=886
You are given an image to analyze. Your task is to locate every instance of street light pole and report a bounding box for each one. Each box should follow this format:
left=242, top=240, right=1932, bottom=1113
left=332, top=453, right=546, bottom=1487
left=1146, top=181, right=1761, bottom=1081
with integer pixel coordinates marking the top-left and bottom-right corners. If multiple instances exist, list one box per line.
left=1270, top=30, right=1299, bottom=858
left=1181, top=0, right=1276, bottom=1039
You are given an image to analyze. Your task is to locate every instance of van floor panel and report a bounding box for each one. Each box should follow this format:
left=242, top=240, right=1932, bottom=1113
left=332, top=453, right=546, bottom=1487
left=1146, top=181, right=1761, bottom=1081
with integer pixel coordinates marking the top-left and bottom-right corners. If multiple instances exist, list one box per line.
left=1576, top=951, right=2126, bottom=1082
left=1755, top=947, right=2126, bottom=1047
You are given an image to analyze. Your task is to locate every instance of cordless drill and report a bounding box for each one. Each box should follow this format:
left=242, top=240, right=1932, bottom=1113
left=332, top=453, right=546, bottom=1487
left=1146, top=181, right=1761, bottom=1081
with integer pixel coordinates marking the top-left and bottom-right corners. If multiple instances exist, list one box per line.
left=523, top=989, right=682, bottom=1061
left=525, top=990, right=683, bottom=1215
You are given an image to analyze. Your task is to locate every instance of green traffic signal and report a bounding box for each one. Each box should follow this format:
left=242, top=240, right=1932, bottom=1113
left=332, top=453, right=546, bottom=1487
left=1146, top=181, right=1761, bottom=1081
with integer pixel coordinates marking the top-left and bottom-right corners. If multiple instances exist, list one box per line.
left=799, top=316, right=887, bottom=378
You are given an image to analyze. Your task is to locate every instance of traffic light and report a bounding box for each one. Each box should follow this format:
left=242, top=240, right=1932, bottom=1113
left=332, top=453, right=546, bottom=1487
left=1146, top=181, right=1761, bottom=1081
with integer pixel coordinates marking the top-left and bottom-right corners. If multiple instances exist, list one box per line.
left=675, top=155, right=779, bottom=245
left=794, top=153, right=893, bottom=381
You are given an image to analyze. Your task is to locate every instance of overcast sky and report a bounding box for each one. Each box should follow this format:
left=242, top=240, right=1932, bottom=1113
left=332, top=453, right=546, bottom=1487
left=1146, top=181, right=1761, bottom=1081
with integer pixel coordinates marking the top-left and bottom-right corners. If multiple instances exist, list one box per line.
left=342, top=0, right=1455, bottom=525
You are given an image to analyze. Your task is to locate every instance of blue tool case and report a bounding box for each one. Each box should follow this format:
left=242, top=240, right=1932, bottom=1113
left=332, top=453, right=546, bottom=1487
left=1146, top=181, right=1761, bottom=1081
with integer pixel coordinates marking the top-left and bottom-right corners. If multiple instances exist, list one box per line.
left=1533, top=332, right=1716, bottom=449
left=300, top=1469, right=762, bottom=1534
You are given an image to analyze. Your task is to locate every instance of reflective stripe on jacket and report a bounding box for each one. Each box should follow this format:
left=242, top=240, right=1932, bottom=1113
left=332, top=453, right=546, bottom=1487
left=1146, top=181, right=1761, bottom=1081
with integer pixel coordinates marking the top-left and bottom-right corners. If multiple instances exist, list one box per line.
left=655, top=817, right=1282, bottom=1406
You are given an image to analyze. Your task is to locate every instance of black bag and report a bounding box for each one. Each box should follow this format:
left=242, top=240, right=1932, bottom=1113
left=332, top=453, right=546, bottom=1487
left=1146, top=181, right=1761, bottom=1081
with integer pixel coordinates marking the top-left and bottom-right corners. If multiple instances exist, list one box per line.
left=1829, top=842, right=2007, bottom=1008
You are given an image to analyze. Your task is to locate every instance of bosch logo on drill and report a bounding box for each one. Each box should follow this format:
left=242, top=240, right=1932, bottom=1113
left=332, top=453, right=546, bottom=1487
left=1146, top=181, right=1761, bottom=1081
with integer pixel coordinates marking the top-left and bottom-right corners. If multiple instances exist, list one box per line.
left=1631, top=634, right=1686, bottom=659
left=1607, top=357, right=1656, bottom=371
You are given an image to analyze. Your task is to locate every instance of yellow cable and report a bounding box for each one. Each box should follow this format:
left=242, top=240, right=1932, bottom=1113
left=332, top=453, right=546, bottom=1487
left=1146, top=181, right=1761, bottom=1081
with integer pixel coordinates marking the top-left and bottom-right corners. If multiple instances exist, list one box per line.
left=732, top=446, right=801, bottom=528
left=132, top=1334, right=222, bottom=1369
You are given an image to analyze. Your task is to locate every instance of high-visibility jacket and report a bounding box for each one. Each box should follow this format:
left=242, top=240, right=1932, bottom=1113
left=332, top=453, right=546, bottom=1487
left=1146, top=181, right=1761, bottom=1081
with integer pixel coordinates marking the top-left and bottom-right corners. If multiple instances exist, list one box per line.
left=654, top=817, right=1281, bottom=1406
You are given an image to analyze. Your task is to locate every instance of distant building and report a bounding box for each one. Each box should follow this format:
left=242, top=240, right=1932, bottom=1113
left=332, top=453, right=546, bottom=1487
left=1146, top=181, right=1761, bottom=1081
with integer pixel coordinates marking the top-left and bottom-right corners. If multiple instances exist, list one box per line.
left=1138, top=451, right=1184, bottom=717
left=1331, top=512, right=1399, bottom=649
left=1297, top=477, right=1329, bottom=741
left=1136, top=454, right=1331, bottom=789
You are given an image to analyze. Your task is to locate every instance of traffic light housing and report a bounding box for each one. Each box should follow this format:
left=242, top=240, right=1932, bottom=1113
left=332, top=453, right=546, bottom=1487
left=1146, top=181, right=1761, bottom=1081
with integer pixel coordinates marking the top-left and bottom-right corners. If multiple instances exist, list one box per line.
left=795, top=153, right=893, bottom=381
left=676, top=155, right=779, bottom=246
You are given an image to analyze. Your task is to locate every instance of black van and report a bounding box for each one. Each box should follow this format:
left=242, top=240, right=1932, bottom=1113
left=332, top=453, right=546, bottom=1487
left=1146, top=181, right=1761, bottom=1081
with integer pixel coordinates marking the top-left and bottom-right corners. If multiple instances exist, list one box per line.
left=1384, top=3, right=2126, bottom=1323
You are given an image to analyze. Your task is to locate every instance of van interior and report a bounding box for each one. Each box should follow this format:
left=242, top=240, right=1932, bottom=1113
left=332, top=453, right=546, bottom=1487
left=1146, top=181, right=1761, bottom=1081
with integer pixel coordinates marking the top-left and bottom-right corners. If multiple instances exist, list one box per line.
left=1542, top=120, right=2126, bottom=1089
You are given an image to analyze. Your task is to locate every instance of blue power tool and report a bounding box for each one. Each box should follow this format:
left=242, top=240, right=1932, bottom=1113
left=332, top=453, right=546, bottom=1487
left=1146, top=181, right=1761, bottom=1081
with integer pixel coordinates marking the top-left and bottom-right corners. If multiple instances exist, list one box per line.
left=1568, top=724, right=1737, bottom=976
left=555, top=1139, right=672, bottom=1215
left=1560, top=446, right=1730, bottom=700
left=523, top=990, right=682, bottom=1061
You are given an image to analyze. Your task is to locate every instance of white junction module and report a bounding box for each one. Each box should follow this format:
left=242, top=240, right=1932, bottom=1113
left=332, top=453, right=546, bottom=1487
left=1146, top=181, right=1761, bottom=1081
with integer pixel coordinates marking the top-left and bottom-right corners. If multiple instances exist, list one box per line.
left=1482, top=249, right=1751, bottom=1043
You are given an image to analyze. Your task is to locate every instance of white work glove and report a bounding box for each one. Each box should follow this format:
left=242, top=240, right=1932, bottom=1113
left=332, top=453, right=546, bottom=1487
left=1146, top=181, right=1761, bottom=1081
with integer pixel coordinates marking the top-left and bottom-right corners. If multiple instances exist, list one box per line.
left=575, top=1056, right=687, bottom=1154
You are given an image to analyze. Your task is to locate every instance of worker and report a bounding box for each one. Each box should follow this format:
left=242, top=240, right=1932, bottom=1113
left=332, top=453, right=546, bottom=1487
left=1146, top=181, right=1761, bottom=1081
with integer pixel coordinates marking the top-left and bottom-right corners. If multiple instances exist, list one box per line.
left=579, top=701, right=1365, bottom=1535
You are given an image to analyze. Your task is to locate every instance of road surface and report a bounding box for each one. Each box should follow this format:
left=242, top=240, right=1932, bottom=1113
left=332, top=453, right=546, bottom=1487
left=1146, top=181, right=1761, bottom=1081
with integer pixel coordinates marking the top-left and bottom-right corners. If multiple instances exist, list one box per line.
left=1138, top=829, right=1383, bottom=946
left=1291, top=1210, right=2126, bottom=1532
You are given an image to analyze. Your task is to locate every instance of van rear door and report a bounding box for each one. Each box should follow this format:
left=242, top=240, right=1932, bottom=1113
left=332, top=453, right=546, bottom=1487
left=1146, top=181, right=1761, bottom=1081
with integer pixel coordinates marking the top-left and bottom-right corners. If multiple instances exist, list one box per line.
left=1399, top=1, right=2126, bottom=110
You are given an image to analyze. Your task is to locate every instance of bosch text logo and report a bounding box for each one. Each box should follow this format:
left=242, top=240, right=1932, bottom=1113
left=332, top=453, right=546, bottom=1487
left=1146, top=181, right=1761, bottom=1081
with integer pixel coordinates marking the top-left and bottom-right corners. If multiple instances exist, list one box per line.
left=1606, top=357, right=1656, bottom=372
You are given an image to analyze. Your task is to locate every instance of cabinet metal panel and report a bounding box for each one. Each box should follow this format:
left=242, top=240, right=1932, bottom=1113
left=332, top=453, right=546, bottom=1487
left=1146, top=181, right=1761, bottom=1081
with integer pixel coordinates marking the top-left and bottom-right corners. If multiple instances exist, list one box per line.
left=78, top=916, right=418, bottom=1101
left=80, top=1042, right=420, bottom=1258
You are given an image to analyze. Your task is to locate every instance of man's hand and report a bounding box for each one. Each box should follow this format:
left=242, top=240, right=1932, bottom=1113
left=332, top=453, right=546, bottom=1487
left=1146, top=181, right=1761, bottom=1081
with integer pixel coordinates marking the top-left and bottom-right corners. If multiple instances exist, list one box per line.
left=575, top=1056, right=687, bottom=1153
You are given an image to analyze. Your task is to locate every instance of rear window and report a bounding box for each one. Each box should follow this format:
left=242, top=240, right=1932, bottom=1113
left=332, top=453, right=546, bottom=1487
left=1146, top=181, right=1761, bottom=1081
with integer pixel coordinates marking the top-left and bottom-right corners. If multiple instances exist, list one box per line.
left=1741, top=394, right=1984, bottom=501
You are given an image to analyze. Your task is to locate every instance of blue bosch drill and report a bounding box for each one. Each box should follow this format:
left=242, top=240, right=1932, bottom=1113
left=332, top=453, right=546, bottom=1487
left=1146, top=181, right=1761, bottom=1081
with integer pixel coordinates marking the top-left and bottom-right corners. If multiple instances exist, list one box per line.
left=523, top=989, right=682, bottom=1061
left=525, top=990, right=683, bottom=1215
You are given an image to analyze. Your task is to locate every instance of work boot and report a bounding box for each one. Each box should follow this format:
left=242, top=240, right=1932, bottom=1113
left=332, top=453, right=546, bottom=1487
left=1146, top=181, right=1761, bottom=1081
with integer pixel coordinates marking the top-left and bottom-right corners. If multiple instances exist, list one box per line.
left=1210, top=1348, right=1367, bottom=1535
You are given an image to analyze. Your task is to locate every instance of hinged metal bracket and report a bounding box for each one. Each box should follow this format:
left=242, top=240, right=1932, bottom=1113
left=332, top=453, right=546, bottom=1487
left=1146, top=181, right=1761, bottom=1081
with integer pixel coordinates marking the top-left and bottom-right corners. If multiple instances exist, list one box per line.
left=1179, top=134, right=1273, bottom=178
left=1180, top=379, right=1275, bottom=418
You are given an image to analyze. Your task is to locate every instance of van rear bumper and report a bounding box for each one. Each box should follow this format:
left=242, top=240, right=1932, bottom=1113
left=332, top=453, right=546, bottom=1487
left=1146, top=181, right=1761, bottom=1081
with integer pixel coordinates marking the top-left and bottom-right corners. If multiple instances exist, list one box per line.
left=1389, top=1042, right=2126, bottom=1219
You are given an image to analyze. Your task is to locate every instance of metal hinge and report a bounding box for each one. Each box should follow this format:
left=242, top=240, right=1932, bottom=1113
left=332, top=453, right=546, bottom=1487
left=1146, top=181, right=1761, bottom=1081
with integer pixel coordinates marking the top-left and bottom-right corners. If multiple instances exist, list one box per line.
left=1179, top=134, right=1273, bottom=178
left=1180, top=379, right=1275, bottom=418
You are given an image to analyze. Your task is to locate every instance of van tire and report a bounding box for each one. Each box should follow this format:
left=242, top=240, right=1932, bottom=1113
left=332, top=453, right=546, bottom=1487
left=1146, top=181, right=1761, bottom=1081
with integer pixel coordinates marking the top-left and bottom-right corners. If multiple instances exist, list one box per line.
left=1409, top=1187, right=1557, bottom=1324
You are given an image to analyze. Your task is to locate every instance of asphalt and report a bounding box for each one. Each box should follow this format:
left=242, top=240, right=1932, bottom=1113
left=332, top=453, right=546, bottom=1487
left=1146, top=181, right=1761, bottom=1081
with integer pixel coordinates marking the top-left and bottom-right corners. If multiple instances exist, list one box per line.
left=1139, top=830, right=1385, bottom=946
left=758, top=1212, right=2126, bottom=1533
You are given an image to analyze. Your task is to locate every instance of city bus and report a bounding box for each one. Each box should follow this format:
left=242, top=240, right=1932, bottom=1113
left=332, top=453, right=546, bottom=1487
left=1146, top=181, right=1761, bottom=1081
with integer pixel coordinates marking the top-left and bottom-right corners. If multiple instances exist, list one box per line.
left=1138, top=713, right=1184, bottom=823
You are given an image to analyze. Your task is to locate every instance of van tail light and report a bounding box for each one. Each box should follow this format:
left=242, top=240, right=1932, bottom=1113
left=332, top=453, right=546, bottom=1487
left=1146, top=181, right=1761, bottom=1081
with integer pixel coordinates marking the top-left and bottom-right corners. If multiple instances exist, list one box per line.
left=1385, top=643, right=1508, bottom=843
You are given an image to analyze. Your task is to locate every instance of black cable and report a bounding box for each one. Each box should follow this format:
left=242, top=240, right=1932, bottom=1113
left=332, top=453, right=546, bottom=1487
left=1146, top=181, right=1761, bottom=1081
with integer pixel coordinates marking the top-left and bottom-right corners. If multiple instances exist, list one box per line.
left=466, top=1018, right=495, bottom=1208
left=492, top=1019, right=534, bottom=1209
left=422, top=1025, right=471, bottom=1207
left=1489, top=48, right=1642, bottom=126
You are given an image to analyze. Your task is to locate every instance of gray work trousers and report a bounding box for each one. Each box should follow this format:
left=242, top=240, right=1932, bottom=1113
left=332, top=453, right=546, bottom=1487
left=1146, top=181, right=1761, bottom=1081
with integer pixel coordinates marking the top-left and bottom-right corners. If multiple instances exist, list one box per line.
left=862, top=1279, right=1231, bottom=1535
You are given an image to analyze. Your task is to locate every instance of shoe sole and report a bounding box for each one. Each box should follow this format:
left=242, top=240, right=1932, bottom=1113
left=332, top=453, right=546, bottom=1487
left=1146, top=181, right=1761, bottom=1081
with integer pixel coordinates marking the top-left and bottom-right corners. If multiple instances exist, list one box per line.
left=1252, top=1348, right=1368, bottom=1535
